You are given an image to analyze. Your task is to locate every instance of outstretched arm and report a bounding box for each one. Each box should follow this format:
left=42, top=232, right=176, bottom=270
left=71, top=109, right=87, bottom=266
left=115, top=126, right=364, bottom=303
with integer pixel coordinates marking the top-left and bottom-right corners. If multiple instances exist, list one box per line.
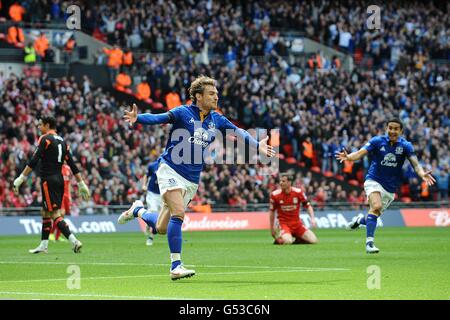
left=408, top=155, right=436, bottom=186
left=235, top=129, right=276, bottom=158
left=335, top=148, right=368, bottom=162
left=123, top=103, right=172, bottom=126
left=220, top=116, right=275, bottom=158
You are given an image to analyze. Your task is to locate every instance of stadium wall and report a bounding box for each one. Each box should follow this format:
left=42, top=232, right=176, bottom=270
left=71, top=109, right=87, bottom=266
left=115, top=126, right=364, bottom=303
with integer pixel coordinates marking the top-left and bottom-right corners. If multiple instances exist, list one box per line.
left=0, top=208, right=447, bottom=235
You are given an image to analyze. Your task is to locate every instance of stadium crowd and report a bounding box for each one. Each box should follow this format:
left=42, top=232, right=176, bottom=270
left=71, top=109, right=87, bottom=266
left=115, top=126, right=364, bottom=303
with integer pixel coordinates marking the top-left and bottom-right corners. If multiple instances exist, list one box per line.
left=4, top=0, right=448, bottom=62
left=0, top=0, right=448, bottom=211
left=57, top=0, right=449, bottom=62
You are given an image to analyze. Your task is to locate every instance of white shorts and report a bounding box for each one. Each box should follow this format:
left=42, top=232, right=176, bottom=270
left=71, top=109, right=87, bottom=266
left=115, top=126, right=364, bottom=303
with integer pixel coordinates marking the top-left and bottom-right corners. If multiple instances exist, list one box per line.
left=156, top=162, right=198, bottom=209
left=146, top=191, right=162, bottom=212
left=364, top=179, right=395, bottom=213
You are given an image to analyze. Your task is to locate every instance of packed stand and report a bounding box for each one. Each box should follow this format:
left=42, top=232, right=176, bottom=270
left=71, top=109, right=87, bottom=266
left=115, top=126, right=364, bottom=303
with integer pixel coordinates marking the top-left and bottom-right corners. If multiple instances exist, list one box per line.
left=4, top=0, right=447, bottom=64
left=0, top=0, right=449, bottom=207
left=0, top=72, right=377, bottom=212
left=0, top=73, right=168, bottom=212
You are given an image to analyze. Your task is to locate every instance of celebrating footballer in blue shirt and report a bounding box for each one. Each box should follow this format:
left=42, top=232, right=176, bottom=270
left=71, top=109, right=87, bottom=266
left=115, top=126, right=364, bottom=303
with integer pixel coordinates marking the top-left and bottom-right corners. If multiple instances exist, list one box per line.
left=335, top=118, right=436, bottom=254
left=119, top=75, right=276, bottom=280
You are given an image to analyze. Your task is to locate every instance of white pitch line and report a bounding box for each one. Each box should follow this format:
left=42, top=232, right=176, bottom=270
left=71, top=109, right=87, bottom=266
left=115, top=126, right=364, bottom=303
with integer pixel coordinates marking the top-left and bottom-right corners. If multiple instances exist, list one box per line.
left=192, top=264, right=349, bottom=271
left=0, top=291, right=202, bottom=300
left=0, top=269, right=348, bottom=284
left=0, top=260, right=350, bottom=271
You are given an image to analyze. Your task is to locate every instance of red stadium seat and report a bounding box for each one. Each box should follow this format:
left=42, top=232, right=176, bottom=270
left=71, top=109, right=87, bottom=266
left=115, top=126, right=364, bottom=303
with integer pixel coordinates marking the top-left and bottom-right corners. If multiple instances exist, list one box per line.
left=401, top=197, right=412, bottom=203
left=323, top=171, right=333, bottom=177
left=152, top=102, right=165, bottom=110
left=286, top=157, right=297, bottom=164
left=348, top=179, right=359, bottom=186
left=144, top=98, right=153, bottom=105
left=0, top=33, right=5, bottom=41
left=335, top=175, right=344, bottom=181
left=311, top=166, right=321, bottom=173
left=298, top=161, right=305, bottom=167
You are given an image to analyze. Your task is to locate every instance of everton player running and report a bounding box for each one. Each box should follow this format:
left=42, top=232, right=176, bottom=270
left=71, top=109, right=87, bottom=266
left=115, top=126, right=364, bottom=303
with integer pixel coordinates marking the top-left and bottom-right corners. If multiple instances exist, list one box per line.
left=270, top=173, right=318, bottom=245
left=120, top=75, right=276, bottom=280
left=336, top=119, right=435, bottom=253
left=13, top=116, right=91, bottom=253
left=141, top=159, right=162, bottom=246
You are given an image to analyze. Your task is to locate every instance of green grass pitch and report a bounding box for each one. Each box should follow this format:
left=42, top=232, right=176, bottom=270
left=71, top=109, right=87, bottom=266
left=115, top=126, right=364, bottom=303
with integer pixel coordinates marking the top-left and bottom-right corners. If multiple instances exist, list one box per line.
left=0, top=227, right=449, bottom=300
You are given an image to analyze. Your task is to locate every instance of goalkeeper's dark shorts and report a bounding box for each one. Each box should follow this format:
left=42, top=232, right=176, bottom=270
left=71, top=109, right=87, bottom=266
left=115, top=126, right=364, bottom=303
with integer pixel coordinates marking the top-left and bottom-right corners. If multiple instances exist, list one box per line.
left=41, top=174, right=64, bottom=212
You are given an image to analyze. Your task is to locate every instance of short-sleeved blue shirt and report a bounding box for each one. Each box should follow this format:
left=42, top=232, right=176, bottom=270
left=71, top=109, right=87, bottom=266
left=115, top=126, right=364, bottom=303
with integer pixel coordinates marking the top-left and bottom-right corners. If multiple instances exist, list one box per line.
left=362, top=135, right=415, bottom=193
left=160, top=104, right=240, bottom=184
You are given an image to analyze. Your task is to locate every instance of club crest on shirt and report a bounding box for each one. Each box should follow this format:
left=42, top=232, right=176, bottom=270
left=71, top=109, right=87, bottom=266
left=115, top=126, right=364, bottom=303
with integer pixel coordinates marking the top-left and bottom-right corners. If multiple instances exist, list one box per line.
left=293, top=197, right=298, bottom=204
left=280, top=200, right=284, bottom=204
left=395, top=147, right=403, bottom=155
left=208, top=122, right=215, bottom=131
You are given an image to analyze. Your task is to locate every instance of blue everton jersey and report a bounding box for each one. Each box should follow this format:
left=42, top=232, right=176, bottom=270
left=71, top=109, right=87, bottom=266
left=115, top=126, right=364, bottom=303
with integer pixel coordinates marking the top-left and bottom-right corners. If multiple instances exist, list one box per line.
left=146, top=160, right=160, bottom=194
left=362, top=135, right=415, bottom=193
left=160, top=104, right=239, bottom=184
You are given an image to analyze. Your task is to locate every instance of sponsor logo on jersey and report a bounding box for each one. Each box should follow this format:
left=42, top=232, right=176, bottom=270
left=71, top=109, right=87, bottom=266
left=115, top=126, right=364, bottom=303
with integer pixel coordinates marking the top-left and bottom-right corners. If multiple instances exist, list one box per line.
left=380, top=152, right=398, bottom=167
left=188, top=128, right=210, bottom=147
left=280, top=205, right=297, bottom=211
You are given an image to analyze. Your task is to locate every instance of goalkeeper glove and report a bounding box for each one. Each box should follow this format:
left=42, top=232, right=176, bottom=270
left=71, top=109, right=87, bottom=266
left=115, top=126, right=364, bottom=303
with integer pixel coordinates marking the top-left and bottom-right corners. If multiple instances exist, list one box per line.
left=78, top=181, right=91, bottom=201
left=13, top=174, right=26, bottom=194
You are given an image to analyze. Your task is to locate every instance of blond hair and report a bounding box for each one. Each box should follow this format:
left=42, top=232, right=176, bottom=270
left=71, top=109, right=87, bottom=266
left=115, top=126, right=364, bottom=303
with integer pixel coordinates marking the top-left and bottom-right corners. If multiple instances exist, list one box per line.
left=188, top=75, right=216, bottom=103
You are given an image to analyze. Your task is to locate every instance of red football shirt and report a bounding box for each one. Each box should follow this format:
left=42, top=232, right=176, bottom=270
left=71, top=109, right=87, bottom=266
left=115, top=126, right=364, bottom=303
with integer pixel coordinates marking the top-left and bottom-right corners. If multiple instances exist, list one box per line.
left=270, top=187, right=310, bottom=225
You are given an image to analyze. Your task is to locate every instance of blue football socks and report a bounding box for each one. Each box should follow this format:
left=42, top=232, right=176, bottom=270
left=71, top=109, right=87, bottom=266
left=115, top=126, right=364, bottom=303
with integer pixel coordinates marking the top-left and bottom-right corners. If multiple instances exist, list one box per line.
left=366, top=214, right=378, bottom=244
left=168, top=216, right=183, bottom=270
left=358, top=215, right=366, bottom=225
left=140, top=211, right=159, bottom=234
left=133, top=206, right=144, bottom=218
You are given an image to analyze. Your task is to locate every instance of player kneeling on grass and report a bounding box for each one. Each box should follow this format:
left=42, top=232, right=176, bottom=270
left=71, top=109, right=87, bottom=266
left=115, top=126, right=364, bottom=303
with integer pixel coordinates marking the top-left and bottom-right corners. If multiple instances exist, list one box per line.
left=13, top=116, right=90, bottom=254
left=270, top=173, right=318, bottom=245
left=335, top=118, right=435, bottom=254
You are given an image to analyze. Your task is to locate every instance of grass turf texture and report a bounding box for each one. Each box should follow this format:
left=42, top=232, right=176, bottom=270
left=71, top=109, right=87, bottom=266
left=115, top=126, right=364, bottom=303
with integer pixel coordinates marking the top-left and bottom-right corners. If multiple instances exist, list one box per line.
left=0, top=227, right=448, bottom=300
